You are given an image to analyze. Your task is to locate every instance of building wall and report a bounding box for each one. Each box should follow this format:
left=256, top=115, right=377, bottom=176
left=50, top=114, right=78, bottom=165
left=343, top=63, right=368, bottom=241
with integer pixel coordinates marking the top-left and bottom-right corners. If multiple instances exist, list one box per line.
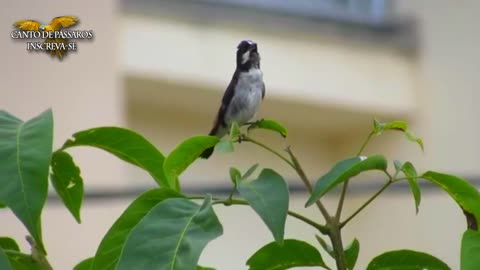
left=0, top=0, right=126, bottom=190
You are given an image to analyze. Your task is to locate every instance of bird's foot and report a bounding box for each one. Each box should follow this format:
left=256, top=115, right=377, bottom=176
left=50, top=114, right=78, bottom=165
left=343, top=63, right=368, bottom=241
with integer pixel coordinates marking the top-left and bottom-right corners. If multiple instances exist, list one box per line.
left=244, top=118, right=264, bottom=126
left=245, top=119, right=265, bottom=133
left=237, top=134, right=246, bottom=144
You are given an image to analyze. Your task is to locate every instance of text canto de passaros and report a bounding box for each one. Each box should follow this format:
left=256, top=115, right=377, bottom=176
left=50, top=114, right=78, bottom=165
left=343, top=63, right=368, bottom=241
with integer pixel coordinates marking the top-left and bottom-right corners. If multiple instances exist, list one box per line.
left=11, top=30, right=94, bottom=39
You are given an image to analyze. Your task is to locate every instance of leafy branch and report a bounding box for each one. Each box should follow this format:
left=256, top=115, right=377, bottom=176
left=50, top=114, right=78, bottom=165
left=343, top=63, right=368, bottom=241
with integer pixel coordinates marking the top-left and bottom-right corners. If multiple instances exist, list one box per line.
left=188, top=196, right=329, bottom=234
left=2, top=110, right=480, bottom=270
left=240, top=133, right=347, bottom=269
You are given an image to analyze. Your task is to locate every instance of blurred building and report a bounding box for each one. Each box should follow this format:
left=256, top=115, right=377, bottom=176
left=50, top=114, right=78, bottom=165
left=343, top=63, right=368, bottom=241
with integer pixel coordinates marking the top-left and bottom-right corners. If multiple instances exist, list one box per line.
left=1, top=0, right=479, bottom=269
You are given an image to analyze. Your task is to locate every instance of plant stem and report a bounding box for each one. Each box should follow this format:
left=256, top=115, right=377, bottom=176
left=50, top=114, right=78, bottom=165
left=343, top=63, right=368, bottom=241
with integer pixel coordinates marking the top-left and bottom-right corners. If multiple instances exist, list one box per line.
left=329, top=224, right=347, bottom=270
left=287, top=211, right=328, bottom=235
left=340, top=178, right=392, bottom=228
left=241, top=136, right=295, bottom=169
left=26, top=236, right=53, bottom=270
left=285, top=147, right=313, bottom=192
left=323, top=131, right=376, bottom=269
left=243, top=135, right=351, bottom=268
left=285, top=146, right=349, bottom=268
left=242, top=136, right=332, bottom=224
left=207, top=198, right=329, bottom=234
left=285, top=147, right=331, bottom=222
left=356, top=131, right=375, bottom=157
left=392, top=176, right=410, bottom=182
left=335, top=181, right=349, bottom=222
left=335, top=131, right=375, bottom=221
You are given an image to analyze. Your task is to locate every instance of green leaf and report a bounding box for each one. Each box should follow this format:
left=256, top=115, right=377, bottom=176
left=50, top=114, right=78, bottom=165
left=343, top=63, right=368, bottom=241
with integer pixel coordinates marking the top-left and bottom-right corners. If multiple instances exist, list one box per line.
left=50, top=151, right=84, bottom=223
left=306, top=155, right=387, bottom=206
left=247, top=239, right=328, bottom=270
left=0, top=110, right=53, bottom=253
left=461, top=229, right=480, bottom=270
left=62, top=127, right=169, bottom=188
left=315, top=235, right=334, bottom=258
left=422, top=171, right=480, bottom=227
left=367, top=249, right=450, bottom=270
left=3, top=250, right=42, bottom=270
left=214, top=138, right=234, bottom=153
left=373, top=120, right=423, bottom=151
left=230, top=122, right=241, bottom=139
left=373, top=120, right=407, bottom=134
left=405, top=130, right=424, bottom=151
left=164, top=135, right=219, bottom=189
left=197, top=266, right=216, bottom=270
left=90, top=188, right=183, bottom=270
left=242, top=163, right=259, bottom=180
left=116, top=196, right=223, bottom=270
left=0, top=248, right=12, bottom=270
left=345, top=238, right=360, bottom=270
left=74, top=257, right=94, bottom=270
left=0, top=203, right=5, bottom=209
left=248, top=119, right=288, bottom=137
left=237, top=169, right=289, bottom=244
left=402, top=162, right=421, bottom=212
left=229, top=167, right=241, bottom=185
left=397, top=161, right=421, bottom=213
left=0, top=238, right=19, bottom=252
left=315, top=235, right=359, bottom=269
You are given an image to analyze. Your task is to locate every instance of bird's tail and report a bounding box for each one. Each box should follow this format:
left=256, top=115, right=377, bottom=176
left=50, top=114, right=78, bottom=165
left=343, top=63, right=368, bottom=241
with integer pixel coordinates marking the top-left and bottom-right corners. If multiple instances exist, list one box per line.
left=200, top=147, right=214, bottom=159
left=200, top=125, right=220, bottom=159
left=45, top=38, right=68, bottom=59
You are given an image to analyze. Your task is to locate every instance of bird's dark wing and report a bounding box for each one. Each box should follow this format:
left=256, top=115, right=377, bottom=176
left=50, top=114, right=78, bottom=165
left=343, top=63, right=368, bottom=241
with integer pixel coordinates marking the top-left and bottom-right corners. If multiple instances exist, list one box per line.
left=209, top=70, right=239, bottom=135
left=261, top=81, right=266, bottom=99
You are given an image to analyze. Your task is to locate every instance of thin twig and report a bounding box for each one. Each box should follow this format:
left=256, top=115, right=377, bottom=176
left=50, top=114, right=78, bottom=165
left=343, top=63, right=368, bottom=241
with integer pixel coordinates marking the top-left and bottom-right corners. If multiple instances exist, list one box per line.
left=356, top=132, right=375, bottom=157
left=335, top=131, right=375, bottom=221
left=242, top=136, right=332, bottom=224
left=241, top=136, right=295, bottom=169
left=335, top=181, right=349, bottom=221
left=285, top=147, right=313, bottom=192
left=285, top=147, right=332, bottom=223
left=206, top=198, right=329, bottom=234
left=340, top=179, right=392, bottom=228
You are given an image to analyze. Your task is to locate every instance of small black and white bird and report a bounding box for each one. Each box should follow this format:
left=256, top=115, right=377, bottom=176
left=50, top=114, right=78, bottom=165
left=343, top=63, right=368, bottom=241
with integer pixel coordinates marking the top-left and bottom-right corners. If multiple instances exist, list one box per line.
left=200, top=40, right=265, bottom=159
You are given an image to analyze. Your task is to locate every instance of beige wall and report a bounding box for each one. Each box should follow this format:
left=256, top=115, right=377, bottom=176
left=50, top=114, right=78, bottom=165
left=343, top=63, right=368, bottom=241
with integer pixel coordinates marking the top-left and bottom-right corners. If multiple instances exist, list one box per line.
left=0, top=0, right=128, bottom=190
left=1, top=1, right=479, bottom=269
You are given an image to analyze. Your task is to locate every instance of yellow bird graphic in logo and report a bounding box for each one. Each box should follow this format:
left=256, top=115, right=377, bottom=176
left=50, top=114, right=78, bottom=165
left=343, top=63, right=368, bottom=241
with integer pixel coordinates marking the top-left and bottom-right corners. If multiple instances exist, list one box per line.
left=13, top=16, right=79, bottom=59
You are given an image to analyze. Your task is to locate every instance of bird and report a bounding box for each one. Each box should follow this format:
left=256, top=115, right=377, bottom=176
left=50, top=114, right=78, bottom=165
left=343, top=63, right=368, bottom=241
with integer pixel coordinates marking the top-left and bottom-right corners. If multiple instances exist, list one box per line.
left=200, top=40, right=265, bottom=159
left=13, top=16, right=79, bottom=59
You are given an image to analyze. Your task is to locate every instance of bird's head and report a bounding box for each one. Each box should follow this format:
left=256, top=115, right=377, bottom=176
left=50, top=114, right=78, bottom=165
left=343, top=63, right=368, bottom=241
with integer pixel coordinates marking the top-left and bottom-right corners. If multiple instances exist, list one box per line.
left=236, top=40, right=260, bottom=70
left=40, top=24, right=53, bottom=31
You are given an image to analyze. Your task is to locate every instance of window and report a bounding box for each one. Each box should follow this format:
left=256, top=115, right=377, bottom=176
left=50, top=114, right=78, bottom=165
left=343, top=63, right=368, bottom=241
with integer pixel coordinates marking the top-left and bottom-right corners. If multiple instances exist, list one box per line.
left=200, top=0, right=394, bottom=26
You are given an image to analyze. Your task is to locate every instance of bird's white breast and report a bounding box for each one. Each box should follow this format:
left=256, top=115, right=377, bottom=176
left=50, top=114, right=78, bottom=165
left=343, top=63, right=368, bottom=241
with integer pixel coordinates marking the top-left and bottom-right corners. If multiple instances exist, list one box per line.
left=226, top=68, right=264, bottom=126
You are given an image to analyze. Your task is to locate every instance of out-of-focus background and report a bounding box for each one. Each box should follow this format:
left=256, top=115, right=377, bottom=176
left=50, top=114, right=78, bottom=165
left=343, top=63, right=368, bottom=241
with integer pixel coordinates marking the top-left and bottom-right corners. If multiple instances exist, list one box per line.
left=1, top=0, right=479, bottom=269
